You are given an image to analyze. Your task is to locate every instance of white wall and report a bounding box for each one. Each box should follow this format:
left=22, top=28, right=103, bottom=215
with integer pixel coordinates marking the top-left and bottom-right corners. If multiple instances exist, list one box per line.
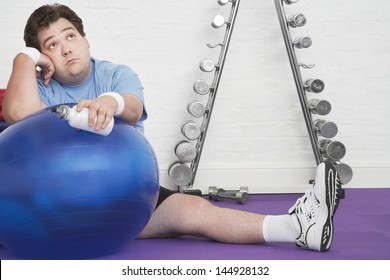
left=1, top=0, right=389, bottom=193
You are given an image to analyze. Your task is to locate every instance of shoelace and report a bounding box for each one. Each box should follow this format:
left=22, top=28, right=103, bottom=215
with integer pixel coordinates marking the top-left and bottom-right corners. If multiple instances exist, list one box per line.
left=297, top=187, right=320, bottom=223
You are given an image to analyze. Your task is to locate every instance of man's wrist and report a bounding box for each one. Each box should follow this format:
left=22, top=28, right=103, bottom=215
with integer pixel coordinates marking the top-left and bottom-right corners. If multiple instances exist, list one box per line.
left=99, top=92, right=125, bottom=116
left=19, top=47, right=41, bottom=65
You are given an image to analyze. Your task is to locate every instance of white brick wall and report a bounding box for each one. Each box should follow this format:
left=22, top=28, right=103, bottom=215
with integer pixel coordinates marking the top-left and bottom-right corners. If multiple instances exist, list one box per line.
left=1, top=0, right=389, bottom=192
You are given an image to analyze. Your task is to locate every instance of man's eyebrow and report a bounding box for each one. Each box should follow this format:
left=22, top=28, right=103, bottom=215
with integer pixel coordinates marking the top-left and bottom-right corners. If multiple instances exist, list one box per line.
left=42, top=26, right=76, bottom=46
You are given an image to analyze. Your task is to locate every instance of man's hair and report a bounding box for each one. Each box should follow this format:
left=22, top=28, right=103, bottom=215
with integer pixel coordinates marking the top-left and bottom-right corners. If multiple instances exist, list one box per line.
left=24, top=3, right=85, bottom=50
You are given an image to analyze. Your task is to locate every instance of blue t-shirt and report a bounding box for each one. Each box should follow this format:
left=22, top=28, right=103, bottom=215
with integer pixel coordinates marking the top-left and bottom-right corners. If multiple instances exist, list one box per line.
left=37, top=58, right=147, bottom=132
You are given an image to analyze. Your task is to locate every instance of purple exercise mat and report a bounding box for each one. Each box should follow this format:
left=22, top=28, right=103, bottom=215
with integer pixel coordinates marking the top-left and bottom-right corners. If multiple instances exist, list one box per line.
left=1, top=188, right=389, bottom=260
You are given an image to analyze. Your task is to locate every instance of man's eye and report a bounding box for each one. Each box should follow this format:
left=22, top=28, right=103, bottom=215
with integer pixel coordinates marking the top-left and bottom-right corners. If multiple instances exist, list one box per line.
left=49, top=43, right=57, bottom=49
left=68, top=34, right=75, bottom=40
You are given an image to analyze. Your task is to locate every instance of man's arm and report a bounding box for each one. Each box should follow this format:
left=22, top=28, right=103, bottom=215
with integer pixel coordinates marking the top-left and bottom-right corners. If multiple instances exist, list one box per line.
left=3, top=52, right=54, bottom=124
left=120, top=93, right=144, bottom=124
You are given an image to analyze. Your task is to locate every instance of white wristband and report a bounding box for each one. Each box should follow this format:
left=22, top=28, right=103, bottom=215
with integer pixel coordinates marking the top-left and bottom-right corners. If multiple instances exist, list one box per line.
left=19, top=47, right=41, bottom=65
left=99, top=92, right=125, bottom=116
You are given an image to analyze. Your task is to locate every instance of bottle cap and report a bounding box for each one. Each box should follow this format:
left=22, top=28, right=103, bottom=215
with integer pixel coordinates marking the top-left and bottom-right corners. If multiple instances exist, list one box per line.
left=52, top=105, right=70, bottom=119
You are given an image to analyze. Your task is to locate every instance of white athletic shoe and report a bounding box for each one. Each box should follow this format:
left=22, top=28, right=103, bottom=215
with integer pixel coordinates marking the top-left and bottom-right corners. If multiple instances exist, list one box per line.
left=289, top=162, right=342, bottom=252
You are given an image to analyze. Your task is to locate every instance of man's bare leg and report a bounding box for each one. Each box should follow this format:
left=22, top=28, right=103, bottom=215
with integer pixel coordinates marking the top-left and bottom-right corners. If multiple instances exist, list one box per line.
left=138, top=163, right=342, bottom=252
left=138, top=193, right=266, bottom=243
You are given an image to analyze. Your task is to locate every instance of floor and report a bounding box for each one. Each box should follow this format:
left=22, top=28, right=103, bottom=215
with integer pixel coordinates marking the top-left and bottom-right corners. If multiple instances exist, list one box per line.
left=0, top=188, right=389, bottom=260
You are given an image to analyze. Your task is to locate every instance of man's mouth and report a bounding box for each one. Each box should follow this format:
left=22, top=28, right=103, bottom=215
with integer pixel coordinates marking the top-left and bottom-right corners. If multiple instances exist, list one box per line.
left=66, top=58, right=78, bottom=65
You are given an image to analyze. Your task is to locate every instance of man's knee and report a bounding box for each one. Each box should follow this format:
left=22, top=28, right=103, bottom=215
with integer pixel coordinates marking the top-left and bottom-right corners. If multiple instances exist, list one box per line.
left=164, top=193, right=214, bottom=233
left=175, top=193, right=213, bottom=210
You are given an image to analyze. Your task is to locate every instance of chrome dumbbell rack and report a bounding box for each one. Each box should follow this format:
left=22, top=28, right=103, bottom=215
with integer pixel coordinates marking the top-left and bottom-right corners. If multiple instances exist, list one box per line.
left=274, top=0, right=353, bottom=185
left=168, top=0, right=241, bottom=189
left=168, top=0, right=353, bottom=190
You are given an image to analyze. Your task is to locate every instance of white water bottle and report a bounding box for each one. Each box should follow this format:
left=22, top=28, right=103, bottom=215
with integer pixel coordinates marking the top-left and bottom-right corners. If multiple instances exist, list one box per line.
left=53, top=104, right=114, bottom=136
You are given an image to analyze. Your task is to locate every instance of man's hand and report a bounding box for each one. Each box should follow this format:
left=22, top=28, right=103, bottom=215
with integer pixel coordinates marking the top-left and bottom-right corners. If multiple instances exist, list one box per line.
left=36, top=53, right=55, bottom=86
left=76, top=96, right=118, bottom=131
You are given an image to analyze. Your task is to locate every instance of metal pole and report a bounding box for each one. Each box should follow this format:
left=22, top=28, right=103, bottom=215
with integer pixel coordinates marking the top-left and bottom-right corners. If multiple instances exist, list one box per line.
left=189, top=0, right=241, bottom=186
left=274, top=0, right=322, bottom=164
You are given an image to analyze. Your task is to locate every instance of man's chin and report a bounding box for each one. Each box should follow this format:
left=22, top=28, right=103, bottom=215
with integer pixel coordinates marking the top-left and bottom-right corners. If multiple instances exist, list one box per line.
left=55, top=72, right=88, bottom=86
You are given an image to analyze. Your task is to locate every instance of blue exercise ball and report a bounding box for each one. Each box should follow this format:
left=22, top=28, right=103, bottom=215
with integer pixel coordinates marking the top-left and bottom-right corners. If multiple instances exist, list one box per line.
left=0, top=106, right=159, bottom=259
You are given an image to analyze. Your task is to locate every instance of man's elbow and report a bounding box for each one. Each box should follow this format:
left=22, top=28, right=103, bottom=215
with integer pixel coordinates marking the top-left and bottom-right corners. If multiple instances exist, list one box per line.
left=121, top=94, right=144, bottom=126
left=3, top=109, right=27, bottom=124
left=130, top=107, right=143, bottom=125
left=2, top=104, right=40, bottom=124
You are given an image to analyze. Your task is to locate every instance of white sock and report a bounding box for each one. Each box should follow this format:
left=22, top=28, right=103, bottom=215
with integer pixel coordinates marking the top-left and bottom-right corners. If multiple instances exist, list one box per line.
left=262, top=214, right=299, bottom=243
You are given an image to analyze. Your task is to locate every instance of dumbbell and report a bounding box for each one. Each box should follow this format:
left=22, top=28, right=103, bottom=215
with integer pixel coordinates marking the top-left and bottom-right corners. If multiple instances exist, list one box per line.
left=319, top=139, right=346, bottom=161
left=182, top=188, right=202, bottom=196
left=287, top=13, right=307, bottom=28
left=193, top=79, right=211, bottom=95
left=293, top=36, right=312, bottom=49
left=309, top=99, right=332, bottom=116
left=199, top=59, right=216, bottom=73
left=212, top=15, right=229, bottom=29
left=187, top=101, right=206, bottom=118
left=304, top=79, right=325, bottom=93
left=334, top=161, right=353, bottom=185
left=284, top=0, right=299, bottom=4
left=208, top=186, right=249, bottom=204
left=314, top=119, right=338, bottom=138
left=175, top=141, right=197, bottom=163
left=181, top=120, right=202, bottom=140
left=217, top=0, right=231, bottom=5
left=168, top=162, right=193, bottom=186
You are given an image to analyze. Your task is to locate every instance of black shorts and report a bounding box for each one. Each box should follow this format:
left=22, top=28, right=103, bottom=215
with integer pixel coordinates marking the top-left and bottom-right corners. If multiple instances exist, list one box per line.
left=155, top=186, right=178, bottom=209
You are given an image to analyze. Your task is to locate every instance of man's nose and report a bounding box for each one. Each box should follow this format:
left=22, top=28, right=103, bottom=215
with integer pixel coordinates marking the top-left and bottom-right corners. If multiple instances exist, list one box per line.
left=62, top=43, right=72, bottom=56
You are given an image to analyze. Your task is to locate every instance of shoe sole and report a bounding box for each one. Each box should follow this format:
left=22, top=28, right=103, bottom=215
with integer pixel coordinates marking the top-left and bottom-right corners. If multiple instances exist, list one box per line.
left=316, top=163, right=338, bottom=252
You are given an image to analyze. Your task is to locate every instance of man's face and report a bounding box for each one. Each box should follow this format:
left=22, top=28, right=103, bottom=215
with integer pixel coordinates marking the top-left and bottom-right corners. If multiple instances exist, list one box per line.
left=38, top=18, right=91, bottom=86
